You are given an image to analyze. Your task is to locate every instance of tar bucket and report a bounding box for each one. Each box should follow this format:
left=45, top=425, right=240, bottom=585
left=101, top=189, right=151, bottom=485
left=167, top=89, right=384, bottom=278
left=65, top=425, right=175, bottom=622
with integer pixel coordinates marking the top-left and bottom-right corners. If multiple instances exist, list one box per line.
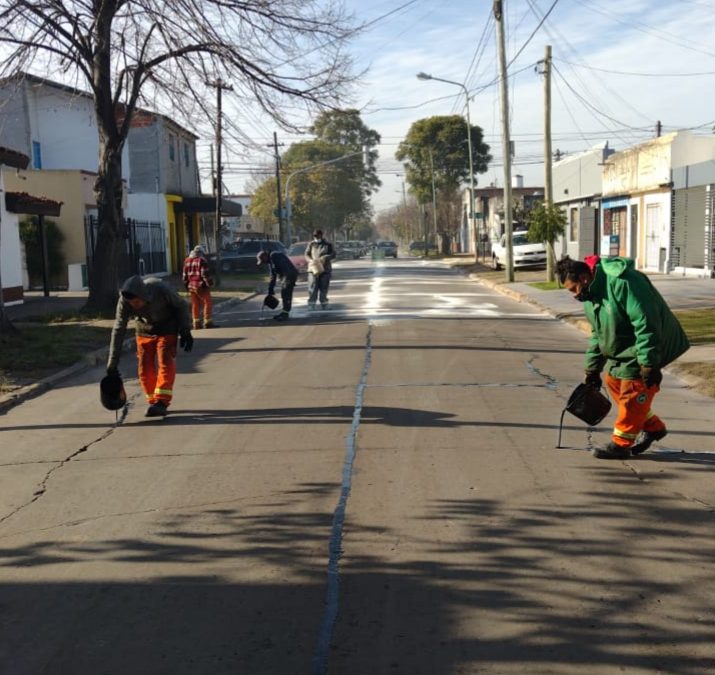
left=556, top=383, right=612, bottom=448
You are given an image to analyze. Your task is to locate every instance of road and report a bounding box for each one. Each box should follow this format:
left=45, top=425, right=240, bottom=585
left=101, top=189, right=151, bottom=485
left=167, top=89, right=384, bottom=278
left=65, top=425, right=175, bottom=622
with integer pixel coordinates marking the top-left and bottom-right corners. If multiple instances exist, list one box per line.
left=1, top=259, right=714, bottom=674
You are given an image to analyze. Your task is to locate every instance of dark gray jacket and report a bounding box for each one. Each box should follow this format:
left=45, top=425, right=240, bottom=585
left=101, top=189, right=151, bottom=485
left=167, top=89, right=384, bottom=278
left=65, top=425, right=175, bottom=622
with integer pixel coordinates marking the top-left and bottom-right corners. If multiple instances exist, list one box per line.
left=107, top=276, right=191, bottom=370
left=305, top=238, right=336, bottom=273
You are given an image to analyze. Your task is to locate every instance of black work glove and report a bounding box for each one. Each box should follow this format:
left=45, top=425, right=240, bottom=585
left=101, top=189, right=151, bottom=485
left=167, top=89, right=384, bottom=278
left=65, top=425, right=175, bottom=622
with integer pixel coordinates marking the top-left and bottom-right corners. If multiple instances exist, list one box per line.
left=640, top=365, right=662, bottom=388
left=179, top=331, right=194, bottom=353
left=106, top=366, right=120, bottom=378
left=584, top=370, right=602, bottom=389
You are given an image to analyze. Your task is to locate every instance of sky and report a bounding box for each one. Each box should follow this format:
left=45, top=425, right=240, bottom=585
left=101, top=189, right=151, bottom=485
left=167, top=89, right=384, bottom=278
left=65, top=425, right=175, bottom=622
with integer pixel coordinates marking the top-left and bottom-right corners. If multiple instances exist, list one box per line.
left=211, top=0, right=715, bottom=217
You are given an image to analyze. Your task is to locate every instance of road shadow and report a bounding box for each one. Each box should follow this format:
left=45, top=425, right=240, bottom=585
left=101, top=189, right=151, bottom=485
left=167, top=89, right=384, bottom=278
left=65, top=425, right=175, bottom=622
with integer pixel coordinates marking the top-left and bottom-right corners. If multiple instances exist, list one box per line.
left=1, top=483, right=713, bottom=673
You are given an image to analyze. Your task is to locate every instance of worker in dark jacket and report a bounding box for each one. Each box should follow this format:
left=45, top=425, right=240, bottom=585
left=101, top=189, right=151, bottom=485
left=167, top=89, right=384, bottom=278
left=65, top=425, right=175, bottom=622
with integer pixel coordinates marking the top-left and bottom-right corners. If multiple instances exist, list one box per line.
left=556, top=255, right=690, bottom=459
left=258, top=249, right=298, bottom=321
left=305, top=229, right=336, bottom=310
left=107, top=275, right=193, bottom=417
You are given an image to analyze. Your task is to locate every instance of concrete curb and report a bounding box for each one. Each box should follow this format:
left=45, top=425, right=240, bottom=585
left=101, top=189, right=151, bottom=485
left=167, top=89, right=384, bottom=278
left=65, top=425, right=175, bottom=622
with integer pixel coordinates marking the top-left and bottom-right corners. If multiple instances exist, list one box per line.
left=0, top=292, right=260, bottom=415
left=467, top=271, right=713, bottom=395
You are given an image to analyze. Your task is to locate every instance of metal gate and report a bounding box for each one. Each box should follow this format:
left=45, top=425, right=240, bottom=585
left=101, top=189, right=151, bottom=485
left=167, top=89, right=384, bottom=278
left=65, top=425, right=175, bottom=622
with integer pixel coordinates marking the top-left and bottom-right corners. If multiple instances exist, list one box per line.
left=85, top=216, right=167, bottom=278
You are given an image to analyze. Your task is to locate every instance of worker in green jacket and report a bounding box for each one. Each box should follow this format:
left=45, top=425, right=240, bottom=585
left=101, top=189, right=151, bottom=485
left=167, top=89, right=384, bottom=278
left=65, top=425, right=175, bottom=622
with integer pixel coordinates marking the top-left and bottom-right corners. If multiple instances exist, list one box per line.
left=556, top=255, right=690, bottom=460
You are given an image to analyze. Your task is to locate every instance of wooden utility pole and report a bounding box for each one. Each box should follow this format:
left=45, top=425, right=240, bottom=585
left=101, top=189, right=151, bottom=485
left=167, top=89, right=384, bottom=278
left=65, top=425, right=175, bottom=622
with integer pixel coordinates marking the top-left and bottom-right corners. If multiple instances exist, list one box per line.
left=543, top=44, right=555, bottom=281
left=270, top=132, right=285, bottom=242
left=494, top=0, right=514, bottom=281
left=208, top=78, right=233, bottom=286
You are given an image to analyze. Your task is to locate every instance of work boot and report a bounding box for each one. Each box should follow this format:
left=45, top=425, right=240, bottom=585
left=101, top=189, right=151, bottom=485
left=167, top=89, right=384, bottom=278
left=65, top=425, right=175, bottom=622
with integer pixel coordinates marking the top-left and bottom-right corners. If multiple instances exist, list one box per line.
left=321, top=302, right=329, bottom=310
left=631, top=428, right=668, bottom=456
left=204, top=319, right=215, bottom=329
left=592, top=441, right=631, bottom=460
left=145, top=401, right=168, bottom=417
left=273, top=311, right=289, bottom=322
left=192, top=320, right=203, bottom=330
left=307, top=302, right=316, bottom=311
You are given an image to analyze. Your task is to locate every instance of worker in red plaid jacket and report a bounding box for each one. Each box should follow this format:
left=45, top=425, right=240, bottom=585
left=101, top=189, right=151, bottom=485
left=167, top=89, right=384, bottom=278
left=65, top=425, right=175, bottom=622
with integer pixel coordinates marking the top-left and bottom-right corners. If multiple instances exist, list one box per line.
left=182, top=245, right=214, bottom=329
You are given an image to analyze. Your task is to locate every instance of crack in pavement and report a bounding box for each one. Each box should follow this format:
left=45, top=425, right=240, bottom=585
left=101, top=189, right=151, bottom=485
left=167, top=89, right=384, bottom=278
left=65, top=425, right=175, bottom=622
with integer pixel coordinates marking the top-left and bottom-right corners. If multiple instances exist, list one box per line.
left=0, top=400, right=132, bottom=527
left=625, top=463, right=715, bottom=513
left=525, top=355, right=559, bottom=391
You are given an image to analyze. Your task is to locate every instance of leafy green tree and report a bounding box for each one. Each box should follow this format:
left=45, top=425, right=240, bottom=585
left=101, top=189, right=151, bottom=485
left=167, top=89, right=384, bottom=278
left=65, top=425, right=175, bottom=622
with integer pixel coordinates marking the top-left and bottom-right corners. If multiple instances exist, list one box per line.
left=310, top=109, right=381, bottom=201
left=396, top=116, right=491, bottom=205
left=527, top=203, right=567, bottom=282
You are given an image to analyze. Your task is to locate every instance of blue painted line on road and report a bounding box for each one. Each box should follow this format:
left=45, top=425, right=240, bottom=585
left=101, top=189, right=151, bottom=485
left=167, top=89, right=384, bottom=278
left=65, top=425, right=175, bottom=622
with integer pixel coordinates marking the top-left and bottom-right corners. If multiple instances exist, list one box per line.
left=312, top=323, right=373, bottom=675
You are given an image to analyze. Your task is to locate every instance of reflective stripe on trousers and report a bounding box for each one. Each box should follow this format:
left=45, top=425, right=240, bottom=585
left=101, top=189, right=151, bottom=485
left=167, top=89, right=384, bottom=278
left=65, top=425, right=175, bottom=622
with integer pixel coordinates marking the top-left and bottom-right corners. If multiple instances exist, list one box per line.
left=136, top=334, right=178, bottom=405
left=604, top=373, right=666, bottom=448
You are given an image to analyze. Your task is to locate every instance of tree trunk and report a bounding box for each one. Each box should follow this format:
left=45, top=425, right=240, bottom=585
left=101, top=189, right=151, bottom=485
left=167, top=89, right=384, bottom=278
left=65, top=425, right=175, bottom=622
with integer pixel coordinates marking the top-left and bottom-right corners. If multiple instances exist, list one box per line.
left=83, top=127, right=128, bottom=313
left=546, top=241, right=555, bottom=283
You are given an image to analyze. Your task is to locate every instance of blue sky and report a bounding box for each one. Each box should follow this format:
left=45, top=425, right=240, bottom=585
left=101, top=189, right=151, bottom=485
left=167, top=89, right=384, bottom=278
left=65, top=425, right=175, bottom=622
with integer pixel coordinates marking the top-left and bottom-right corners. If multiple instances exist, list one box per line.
left=224, top=0, right=715, bottom=214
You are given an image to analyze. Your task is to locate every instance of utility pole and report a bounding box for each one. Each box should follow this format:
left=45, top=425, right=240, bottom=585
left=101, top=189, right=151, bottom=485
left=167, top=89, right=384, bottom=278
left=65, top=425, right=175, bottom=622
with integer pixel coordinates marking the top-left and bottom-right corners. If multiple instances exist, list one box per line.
left=429, top=148, right=438, bottom=252
left=542, top=44, right=555, bottom=281
left=656, top=120, right=662, bottom=137
left=208, top=77, right=233, bottom=286
left=269, top=132, right=285, bottom=242
left=494, top=0, right=514, bottom=281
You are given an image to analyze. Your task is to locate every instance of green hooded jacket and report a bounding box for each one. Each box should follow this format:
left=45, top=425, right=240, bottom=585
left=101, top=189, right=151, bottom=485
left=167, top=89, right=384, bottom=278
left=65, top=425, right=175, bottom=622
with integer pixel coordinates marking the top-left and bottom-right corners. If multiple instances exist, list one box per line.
left=583, top=257, right=690, bottom=379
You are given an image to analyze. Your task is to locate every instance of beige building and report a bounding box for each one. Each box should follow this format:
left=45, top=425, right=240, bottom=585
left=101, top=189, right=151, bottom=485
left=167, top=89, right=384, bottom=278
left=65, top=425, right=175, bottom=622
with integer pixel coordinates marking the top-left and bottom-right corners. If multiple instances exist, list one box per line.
left=3, top=169, right=99, bottom=288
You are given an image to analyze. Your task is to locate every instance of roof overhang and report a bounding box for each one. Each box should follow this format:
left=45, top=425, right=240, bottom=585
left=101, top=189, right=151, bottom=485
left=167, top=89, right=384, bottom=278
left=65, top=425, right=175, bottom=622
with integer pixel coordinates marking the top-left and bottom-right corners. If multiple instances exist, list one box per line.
left=6, top=192, right=63, bottom=216
left=173, top=196, right=243, bottom=217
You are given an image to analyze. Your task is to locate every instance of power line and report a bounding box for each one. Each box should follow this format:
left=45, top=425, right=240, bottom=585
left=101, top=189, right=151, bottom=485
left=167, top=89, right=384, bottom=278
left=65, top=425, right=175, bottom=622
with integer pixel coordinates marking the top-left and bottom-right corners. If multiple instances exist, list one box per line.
left=556, top=58, right=715, bottom=78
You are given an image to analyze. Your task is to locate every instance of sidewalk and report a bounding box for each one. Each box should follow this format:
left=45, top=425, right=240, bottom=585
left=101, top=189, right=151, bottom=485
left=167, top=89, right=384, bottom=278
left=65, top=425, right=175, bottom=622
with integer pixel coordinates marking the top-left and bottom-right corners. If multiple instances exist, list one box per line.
left=444, top=257, right=715, bottom=394
left=0, top=287, right=258, bottom=413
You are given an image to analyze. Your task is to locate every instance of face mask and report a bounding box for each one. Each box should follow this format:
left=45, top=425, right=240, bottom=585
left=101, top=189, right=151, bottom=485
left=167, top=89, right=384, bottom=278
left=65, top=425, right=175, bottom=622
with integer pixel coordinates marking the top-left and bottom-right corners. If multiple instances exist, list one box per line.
left=574, top=288, right=591, bottom=303
left=313, top=237, right=321, bottom=243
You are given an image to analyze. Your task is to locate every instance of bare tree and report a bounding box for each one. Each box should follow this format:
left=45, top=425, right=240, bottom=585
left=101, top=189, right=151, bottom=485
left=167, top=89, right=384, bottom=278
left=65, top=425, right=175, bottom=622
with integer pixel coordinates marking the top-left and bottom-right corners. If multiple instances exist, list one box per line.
left=0, top=0, right=358, bottom=311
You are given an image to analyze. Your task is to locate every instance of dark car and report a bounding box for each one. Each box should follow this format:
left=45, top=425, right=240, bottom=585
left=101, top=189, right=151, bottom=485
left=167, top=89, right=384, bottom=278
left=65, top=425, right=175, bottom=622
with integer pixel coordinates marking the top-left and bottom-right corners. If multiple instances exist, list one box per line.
left=375, top=240, right=398, bottom=258
left=212, top=238, right=286, bottom=273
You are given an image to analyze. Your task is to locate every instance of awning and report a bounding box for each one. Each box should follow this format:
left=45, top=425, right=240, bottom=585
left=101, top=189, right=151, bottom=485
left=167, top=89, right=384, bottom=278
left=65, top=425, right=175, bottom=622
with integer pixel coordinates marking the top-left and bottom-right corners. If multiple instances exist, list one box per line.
left=173, top=196, right=243, bottom=217
left=0, top=147, right=30, bottom=170
left=6, top=191, right=63, bottom=217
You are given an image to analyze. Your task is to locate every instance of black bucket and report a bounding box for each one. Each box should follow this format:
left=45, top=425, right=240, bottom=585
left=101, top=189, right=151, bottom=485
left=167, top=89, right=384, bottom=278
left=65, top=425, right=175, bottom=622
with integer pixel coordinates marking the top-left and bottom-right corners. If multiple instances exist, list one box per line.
left=263, top=294, right=279, bottom=309
left=556, top=383, right=612, bottom=448
left=100, top=373, right=127, bottom=411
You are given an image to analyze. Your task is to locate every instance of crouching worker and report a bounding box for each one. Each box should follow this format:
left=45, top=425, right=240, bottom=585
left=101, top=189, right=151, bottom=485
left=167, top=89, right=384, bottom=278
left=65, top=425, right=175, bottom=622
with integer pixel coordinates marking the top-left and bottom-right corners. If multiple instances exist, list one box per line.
left=106, top=275, right=194, bottom=417
left=257, top=249, right=298, bottom=322
left=556, top=255, right=689, bottom=459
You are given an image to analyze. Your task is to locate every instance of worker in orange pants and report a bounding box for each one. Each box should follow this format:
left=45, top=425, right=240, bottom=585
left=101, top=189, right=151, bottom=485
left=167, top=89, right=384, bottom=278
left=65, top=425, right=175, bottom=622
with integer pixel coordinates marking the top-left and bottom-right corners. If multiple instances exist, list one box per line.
left=136, top=334, right=178, bottom=407
left=107, top=275, right=193, bottom=417
left=604, top=374, right=667, bottom=450
left=182, top=245, right=214, bottom=329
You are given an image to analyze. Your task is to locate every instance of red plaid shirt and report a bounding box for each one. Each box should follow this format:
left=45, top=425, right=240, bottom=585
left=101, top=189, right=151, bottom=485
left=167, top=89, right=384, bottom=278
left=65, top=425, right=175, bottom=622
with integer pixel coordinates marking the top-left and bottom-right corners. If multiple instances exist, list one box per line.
left=182, top=255, right=212, bottom=290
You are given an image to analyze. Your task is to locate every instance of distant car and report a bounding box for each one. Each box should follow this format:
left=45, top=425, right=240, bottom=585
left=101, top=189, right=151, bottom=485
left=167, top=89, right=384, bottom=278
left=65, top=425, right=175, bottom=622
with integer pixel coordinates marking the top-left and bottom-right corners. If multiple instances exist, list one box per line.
left=408, top=240, right=437, bottom=255
left=375, top=240, right=398, bottom=258
left=336, top=244, right=358, bottom=260
left=211, top=238, right=286, bottom=273
left=287, top=241, right=309, bottom=277
left=490, top=231, right=546, bottom=270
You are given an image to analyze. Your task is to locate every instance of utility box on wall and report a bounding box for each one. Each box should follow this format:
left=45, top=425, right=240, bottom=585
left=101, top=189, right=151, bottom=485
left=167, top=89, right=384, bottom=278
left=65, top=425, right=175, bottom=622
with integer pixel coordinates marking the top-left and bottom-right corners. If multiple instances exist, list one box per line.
left=68, top=263, right=88, bottom=291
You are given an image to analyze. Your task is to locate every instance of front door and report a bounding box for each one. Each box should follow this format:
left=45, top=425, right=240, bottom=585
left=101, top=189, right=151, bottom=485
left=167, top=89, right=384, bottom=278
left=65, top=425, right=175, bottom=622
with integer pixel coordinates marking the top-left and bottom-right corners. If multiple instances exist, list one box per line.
left=645, top=204, right=661, bottom=269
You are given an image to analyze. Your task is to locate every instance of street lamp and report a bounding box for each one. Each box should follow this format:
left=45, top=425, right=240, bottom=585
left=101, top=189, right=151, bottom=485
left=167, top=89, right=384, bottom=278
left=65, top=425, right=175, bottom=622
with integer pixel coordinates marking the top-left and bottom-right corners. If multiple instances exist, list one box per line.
left=416, top=72, right=477, bottom=261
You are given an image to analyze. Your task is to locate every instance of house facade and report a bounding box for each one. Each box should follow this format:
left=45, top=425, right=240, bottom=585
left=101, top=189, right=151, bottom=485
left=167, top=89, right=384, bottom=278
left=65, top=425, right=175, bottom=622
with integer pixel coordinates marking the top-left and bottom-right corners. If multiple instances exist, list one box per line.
left=553, top=143, right=615, bottom=260
left=0, top=73, right=206, bottom=277
left=600, top=131, right=715, bottom=273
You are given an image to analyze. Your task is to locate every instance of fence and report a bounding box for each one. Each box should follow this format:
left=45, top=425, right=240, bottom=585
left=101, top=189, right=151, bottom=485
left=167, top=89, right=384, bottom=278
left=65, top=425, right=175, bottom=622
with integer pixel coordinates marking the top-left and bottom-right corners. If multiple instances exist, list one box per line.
left=85, top=216, right=167, bottom=280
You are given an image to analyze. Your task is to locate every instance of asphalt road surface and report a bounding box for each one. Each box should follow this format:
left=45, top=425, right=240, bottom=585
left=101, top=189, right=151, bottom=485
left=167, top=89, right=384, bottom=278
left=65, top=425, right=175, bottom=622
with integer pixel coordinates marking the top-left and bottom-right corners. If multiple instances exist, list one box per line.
left=1, top=259, right=714, bottom=675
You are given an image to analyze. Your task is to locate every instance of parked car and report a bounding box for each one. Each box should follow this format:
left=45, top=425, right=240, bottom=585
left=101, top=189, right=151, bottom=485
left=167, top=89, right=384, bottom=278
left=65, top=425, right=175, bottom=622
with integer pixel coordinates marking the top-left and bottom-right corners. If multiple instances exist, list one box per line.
left=336, top=243, right=358, bottom=260
left=490, top=231, right=546, bottom=270
left=211, top=238, right=286, bottom=273
left=287, top=241, right=309, bottom=277
left=375, top=240, right=398, bottom=258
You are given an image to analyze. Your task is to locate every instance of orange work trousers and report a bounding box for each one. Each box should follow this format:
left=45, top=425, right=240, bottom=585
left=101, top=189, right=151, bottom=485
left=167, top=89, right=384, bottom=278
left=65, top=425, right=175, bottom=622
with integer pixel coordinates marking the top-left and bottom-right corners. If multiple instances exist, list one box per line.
left=604, top=373, right=666, bottom=448
left=136, top=334, right=177, bottom=406
left=189, top=286, right=212, bottom=325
